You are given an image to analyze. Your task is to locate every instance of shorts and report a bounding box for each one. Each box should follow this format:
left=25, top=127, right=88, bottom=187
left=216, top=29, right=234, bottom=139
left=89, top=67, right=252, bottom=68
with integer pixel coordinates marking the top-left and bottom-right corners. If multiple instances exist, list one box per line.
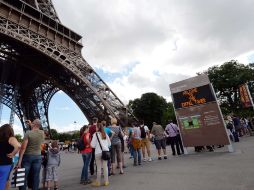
left=154, top=139, right=166, bottom=150
left=46, top=166, right=58, bottom=181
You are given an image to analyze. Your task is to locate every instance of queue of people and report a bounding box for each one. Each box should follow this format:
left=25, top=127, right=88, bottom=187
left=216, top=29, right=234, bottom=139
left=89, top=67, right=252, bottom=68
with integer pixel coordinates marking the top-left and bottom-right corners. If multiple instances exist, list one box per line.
left=0, top=118, right=182, bottom=189
left=1, top=114, right=253, bottom=189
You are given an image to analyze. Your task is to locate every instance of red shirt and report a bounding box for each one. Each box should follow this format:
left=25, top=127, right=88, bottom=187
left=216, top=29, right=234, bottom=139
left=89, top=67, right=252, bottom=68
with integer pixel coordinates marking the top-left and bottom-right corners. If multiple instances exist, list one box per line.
left=89, top=124, right=97, bottom=138
left=80, top=133, right=92, bottom=153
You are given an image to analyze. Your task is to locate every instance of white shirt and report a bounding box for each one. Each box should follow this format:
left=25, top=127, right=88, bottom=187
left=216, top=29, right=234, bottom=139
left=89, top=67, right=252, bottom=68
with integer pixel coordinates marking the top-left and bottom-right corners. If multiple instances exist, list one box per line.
left=165, top=123, right=179, bottom=137
left=91, top=132, right=111, bottom=155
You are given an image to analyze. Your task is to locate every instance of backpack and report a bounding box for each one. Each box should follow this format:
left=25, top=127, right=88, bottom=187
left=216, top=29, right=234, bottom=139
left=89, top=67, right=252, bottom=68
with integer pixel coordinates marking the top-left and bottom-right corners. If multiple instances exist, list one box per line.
left=77, top=135, right=86, bottom=151
left=140, top=126, right=146, bottom=139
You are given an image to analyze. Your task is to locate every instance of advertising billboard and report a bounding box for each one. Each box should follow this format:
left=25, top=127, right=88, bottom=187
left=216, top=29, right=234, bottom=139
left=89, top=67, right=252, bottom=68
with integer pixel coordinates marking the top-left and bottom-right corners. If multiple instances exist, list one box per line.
left=239, top=84, right=253, bottom=108
left=170, top=75, right=230, bottom=147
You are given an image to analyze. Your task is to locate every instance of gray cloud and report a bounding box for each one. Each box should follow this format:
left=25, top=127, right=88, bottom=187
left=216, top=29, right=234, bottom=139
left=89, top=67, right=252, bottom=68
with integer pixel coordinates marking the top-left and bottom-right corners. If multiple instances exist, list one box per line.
left=53, top=0, right=254, bottom=101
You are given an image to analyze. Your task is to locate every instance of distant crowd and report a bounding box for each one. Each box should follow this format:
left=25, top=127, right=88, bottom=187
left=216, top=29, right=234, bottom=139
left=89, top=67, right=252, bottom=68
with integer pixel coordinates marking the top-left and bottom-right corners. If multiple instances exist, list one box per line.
left=0, top=114, right=253, bottom=189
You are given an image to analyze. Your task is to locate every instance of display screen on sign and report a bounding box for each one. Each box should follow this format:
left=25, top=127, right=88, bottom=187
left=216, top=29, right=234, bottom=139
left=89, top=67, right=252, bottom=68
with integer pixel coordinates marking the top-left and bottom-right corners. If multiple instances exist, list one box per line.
left=172, top=84, right=216, bottom=109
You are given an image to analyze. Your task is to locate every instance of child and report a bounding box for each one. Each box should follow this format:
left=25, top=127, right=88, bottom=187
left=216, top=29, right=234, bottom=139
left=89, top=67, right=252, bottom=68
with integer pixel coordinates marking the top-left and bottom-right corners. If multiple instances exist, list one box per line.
left=46, top=141, right=61, bottom=190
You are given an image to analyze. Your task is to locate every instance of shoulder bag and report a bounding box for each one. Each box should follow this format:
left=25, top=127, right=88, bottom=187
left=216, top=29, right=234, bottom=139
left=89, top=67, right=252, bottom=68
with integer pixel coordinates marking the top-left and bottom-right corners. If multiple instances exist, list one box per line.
left=96, top=133, right=110, bottom=160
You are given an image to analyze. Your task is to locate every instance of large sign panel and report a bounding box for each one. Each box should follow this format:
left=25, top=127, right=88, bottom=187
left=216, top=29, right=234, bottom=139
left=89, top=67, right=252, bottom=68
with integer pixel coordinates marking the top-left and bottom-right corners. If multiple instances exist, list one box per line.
left=170, top=75, right=230, bottom=147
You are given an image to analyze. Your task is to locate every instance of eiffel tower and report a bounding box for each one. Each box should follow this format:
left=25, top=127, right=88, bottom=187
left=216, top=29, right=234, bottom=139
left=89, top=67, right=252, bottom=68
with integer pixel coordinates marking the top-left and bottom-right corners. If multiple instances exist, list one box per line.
left=0, top=0, right=134, bottom=133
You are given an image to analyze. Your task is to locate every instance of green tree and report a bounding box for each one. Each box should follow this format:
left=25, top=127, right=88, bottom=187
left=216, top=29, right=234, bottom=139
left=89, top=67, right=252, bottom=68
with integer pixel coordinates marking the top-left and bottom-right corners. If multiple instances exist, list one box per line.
left=161, top=102, right=176, bottom=126
left=71, top=131, right=80, bottom=140
left=15, top=134, right=23, bottom=142
left=202, top=60, right=254, bottom=115
left=128, top=92, right=168, bottom=128
left=50, top=129, right=59, bottom=140
left=58, top=133, right=72, bottom=142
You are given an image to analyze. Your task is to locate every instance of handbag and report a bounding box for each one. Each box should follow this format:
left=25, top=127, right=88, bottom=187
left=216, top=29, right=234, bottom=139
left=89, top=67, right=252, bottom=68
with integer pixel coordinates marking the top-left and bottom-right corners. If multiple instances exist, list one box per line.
left=11, top=168, right=25, bottom=187
left=96, top=133, right=110, bottom=160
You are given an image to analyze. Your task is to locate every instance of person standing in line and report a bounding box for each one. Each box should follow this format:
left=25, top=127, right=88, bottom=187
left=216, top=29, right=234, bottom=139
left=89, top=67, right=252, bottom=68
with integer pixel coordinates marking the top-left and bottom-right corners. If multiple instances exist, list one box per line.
left=140, top=120, right=152, bottom=162
left=46, top=141, right=61, bottom=190
left=165, top=120, right=181, bottom=156
left=89, top=117, right=98, bottom=176
left=80, top=125, right=92, bottom=185
left=128, top=126, right=134, bottom=159
left=151, top=122, right=167, bottom=160
left=0, top=124, right=21, bottom=190
left=17, top=119, right=45, bottom=190
left=132, top=123, right=142, bottom=166
left=102, top=120, right=115, bottom=175
left=91, top=123, right=111, bottom=187
left=108, top=118, right=124, bottom=175
left=232, top=115, right=241, bottom=137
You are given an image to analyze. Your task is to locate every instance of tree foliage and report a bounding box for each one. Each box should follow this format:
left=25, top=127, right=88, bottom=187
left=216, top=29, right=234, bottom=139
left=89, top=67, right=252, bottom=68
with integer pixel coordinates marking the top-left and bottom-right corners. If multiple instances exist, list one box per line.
left=49, top=128, right=80, bottom=142
left=203, top=60, right=254, bottom=116
left=50, top=129, right=59, bottom=140
left=128, top=92, right=175, bottom=128
left=161, top=102, right=176, bottom=126
left=15, top=134, right=23, bottom=142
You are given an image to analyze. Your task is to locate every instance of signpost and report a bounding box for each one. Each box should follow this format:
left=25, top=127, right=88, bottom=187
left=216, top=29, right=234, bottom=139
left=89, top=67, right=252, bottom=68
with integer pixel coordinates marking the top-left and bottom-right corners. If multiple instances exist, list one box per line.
left=170, top=75, right=233, bottom=153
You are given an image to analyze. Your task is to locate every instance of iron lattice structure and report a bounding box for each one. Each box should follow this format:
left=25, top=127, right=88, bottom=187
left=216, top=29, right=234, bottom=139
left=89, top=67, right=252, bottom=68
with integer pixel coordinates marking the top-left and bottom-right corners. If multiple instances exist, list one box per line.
left=0, top=0, right=135, bottom=133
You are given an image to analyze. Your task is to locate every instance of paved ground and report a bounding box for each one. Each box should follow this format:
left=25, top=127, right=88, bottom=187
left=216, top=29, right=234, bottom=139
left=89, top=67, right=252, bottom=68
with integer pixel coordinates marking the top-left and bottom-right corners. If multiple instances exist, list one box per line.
left=57, top=137, right=254, bottom=190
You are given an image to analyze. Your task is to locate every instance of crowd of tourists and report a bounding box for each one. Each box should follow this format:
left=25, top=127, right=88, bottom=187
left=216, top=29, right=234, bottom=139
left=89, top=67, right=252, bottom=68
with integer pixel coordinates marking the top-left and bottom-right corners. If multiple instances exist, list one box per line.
left=0, top=114, right=253, bottom=189
left=76, top=118, right=186, bottom=187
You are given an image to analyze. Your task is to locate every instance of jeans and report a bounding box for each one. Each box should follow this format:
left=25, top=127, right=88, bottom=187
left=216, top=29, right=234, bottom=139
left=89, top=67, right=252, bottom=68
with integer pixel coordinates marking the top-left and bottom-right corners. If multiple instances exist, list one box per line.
left=19, top=155, right=42, bottom=190
left=129, top=144, right=134, bottom=157
left=0, top=165, right=12, bottom=190
left=81, top=152, right=92, bottom=181
left=133, top=148, right=141, bottom=165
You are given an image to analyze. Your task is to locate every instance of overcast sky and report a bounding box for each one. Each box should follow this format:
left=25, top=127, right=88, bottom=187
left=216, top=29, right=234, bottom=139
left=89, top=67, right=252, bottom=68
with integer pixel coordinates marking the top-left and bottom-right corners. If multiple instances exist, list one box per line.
left=54, top=0, right=254, bottom=103
left=2, top=0, right=254, bottom=134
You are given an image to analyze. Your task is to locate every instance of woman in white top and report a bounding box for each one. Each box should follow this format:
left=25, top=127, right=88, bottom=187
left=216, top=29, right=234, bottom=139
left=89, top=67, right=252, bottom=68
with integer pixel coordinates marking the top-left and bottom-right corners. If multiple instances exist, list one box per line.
left=90, top=123, right=111, bottom=187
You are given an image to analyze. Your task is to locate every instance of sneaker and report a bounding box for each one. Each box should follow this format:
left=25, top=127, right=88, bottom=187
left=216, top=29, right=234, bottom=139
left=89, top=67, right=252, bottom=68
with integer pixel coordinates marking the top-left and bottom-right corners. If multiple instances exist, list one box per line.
left=158, top=157, right=162, bottom=160
left=92, top=181, right=100, bottom=187
left=86, top=179, right=92, bottom=184
left=104, top=181, right=109, bottom=186
left=164, top=155, right=167, bottom=159
left=143, top=158, right=147, bottom=162
left=148, top=157, right=152, bottom=162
